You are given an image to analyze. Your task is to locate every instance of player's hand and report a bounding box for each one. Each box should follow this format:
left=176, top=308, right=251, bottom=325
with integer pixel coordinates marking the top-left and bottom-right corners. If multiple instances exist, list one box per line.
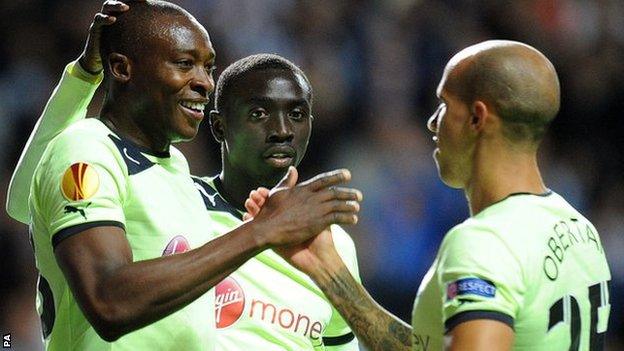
left=243, top=187, right=269, bottom=221
left=251, top=167, right=362, bottom=248
left=277, top=226, right=342, bottom=274
left=78, top=0, right=144, bottom=74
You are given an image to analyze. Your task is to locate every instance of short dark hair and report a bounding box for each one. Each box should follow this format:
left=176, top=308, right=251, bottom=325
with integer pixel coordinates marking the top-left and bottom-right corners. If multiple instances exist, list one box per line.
left=100, top=0, right=192, bottom=75
left=214, top=54, right=313, bottom=114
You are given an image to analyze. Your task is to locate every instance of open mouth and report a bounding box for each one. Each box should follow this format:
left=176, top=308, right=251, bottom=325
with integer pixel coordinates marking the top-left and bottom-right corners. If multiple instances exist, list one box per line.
left=178, top=100, right=207, bottom=121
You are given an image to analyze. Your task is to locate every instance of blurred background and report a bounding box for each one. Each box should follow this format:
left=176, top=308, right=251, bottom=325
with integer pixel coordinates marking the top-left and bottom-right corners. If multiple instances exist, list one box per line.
left=1, top=0, right=623, bottom=349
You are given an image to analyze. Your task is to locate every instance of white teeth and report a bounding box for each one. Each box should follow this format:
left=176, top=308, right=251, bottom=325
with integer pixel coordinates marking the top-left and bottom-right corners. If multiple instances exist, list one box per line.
left=180, top=101, right=206, bottom=112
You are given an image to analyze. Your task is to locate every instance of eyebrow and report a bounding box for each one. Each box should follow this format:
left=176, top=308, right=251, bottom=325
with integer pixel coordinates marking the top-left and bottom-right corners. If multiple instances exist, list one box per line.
left=247, top=96, right=310, bottom=107
left=176, top=48, right=216, bottom=62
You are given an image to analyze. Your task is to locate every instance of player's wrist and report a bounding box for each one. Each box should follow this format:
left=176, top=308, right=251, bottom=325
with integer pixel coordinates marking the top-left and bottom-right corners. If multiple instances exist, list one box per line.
left=245, top=218, right=276, bottom=251
left=308, top=252, right=345, bottom=286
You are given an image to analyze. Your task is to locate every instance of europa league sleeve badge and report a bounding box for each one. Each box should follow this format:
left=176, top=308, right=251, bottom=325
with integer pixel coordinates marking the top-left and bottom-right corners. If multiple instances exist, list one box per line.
left=60, top=162, right=100, bottom=201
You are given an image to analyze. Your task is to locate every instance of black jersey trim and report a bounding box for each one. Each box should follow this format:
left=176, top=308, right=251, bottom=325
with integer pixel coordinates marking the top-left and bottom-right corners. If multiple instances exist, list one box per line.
left=444, top=310, right=514, bottom=333
left=38, top=275, right=55, bottom=338
left=52, top=221, right=125, bottom=249
left=191, top=176, right=243, bottom=220
left=483, top=189, right=553, bottom=210
left=323, top=332, right=355, bottom=346
left=108, top=134, right=163, bottom=175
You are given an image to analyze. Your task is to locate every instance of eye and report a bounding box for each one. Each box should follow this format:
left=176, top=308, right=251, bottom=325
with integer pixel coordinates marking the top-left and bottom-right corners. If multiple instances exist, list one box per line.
left=250, top=108, right=268, bottom=120
left=175, top=59, right=193, bottom=68
left=288, top=110, right=306, bottom=121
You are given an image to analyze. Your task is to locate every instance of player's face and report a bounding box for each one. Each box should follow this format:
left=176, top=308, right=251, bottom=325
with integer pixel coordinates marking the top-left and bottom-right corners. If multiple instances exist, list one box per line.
left=427, top=71, right=475, bottom=188
left=221, top=69, right=312, bottom=186
left=133, top=16, right=216, bottom=144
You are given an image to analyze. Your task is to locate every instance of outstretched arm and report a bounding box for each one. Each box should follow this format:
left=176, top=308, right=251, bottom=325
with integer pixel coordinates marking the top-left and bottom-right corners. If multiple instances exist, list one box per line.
left=52, top=167, right=362, bottom=341
left=245, top=190, right=413, bottom=351
left=292, top=232, right=412, bottom=351
left=6, top=0, right=129, bottom=223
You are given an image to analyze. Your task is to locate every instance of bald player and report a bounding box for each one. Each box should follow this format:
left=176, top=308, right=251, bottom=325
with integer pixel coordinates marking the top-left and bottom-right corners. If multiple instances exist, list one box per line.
left=13, top=1, right=361, bottom=350
left=246, top=40, right=612, bottom=350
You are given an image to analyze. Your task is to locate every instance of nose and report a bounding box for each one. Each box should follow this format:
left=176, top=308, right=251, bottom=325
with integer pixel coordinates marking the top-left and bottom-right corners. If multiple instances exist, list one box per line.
left=267, top=114, right=294, bottom=143
left=190, top=67, right=215, bottom=98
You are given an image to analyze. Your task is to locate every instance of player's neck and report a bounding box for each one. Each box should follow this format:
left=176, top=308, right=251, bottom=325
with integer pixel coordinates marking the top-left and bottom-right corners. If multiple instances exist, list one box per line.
left=465, top=143, right=546, bottom=216
left=101, top=100, right=170, bottom=154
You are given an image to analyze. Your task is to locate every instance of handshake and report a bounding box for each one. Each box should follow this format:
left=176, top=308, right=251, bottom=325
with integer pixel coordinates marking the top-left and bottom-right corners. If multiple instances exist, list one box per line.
left=241, top=166, right=362, bottom=273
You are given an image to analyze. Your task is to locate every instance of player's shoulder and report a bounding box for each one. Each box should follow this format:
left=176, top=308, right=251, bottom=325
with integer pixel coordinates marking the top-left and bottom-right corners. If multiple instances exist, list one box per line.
left=37, top=118, right=127, bottom=180
left=47, top=118, right=116, bottom=155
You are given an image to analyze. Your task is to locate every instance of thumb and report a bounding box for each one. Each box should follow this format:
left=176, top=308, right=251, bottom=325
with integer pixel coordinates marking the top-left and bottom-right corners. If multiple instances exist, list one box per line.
left=273, top=166, right=298, bottom=192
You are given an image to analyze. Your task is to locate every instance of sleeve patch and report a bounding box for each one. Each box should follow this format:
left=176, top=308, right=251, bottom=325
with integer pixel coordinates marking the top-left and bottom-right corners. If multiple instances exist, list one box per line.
left=60, top=162, right=100, bottom=201
left=447, top=278, right=496, bottom=300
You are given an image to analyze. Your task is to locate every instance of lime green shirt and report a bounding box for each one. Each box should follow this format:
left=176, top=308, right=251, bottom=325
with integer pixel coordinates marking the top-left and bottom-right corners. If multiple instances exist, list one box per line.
left=412, top=192, right=611, bottom=350
left=29, top=114, right=217, bottom=349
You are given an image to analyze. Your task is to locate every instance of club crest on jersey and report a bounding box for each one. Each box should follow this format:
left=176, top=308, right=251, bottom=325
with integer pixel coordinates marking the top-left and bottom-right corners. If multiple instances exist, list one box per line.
left=215, top=277, right=245, bottom=328
left=161, top=235, right=190, bottom=256
left=447, top=278, right=496, bottom=300
left=60, top=162, right=100, bottom=201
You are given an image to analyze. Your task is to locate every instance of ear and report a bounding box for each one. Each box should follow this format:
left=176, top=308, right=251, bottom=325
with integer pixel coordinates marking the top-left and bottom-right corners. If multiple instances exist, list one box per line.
left=470, top=100, right=488, bottom=132
left=209, top=110, right=225, bottom=142
left=108, top=53, right=131, bottom=83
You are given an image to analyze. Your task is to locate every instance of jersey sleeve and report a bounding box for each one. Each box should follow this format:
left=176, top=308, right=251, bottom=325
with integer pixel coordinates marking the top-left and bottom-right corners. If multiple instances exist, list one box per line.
left=31, top=127, right=127, bottom=248
left=323, top=225, right=360, bottom=350
left=438, top=222, right=525, bottom=333
left=6, top=60, right=102, bottom=224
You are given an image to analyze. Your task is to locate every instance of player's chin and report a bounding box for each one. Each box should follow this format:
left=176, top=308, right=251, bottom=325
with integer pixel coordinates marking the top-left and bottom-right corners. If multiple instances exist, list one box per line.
left=437, top=165, right=464, bottom=189
left=259, top=165, right=290, bottom=187
left=171, top=123, right=201, bottom=143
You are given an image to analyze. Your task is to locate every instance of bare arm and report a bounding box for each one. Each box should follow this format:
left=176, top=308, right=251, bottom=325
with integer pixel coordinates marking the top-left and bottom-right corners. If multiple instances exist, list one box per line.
left=56, top=222, right=266, bottom=341
left=305, top=240, right=413, bottom=351
left=245, top=190, right=412, bottom=350
left=447, top=320, right=514, bottom=351
left=55, top=168, right=362, bottom=341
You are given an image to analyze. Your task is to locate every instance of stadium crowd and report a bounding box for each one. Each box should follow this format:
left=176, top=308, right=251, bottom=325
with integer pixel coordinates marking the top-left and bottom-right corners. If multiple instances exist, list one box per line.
left=1, top=0, right=622, bottom=349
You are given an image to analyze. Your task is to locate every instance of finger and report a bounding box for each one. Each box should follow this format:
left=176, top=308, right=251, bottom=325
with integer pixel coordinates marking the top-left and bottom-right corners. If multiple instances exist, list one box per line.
left=101, top=0, right=129, bottom=15
left=93, top=13, right=116, bottom=27
left=243, top=212, right=252, bottom=221
left=257, top=187, right=270, bottom=198
left=322, top=200, right=361, bottom=214
left=302, top=169, right=351, bottom=192
left=316, top=187, right=363, bottom=202
left=271, top=167, right=298, bottom=194
left=244, top=198, right=261, bottom=217
left=249, top=190, right=266, bottom=207
left=323, top=212, right=359, bottom=226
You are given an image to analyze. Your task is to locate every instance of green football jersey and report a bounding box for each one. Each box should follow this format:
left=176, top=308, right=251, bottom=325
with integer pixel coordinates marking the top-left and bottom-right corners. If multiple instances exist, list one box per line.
left=411, top=192, right=611, bottom=351
left=193, top=176, right=360, bottom=351
left=29, top=118, right=217, bottom=350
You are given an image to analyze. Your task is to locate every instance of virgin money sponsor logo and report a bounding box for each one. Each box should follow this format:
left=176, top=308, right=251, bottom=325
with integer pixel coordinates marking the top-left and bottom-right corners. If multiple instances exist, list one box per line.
left=161, top=235, right=190, bottom=256
left=249, top=299, right=323, bottom=339
left=216, top=277, right=245, bottom=328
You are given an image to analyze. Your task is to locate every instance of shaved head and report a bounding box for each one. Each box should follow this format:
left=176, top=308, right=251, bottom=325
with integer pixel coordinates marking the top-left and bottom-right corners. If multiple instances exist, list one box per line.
left=100, top=0, right=207, bottom=74
left=442, top=40, right=560, bottom=144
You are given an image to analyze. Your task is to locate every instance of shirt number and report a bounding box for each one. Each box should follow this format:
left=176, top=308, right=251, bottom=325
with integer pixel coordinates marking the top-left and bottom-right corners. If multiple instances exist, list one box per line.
left=546, top=281, right=610, bottom=350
